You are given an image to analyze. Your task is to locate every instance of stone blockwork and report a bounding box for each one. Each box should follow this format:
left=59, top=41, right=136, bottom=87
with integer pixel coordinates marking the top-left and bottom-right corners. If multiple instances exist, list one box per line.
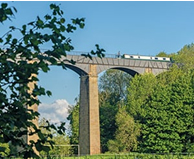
left=64, top=55, right=172, bottom=76
left=79, top=65, right=100, bottom=155
left=88, top=65, right=100, bottom=155
left=79, top=75, right=90, bottom=155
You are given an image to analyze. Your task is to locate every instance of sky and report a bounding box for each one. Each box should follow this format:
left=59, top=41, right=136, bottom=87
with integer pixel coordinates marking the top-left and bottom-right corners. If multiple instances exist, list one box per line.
left=1, top=1, right=194, bottom=124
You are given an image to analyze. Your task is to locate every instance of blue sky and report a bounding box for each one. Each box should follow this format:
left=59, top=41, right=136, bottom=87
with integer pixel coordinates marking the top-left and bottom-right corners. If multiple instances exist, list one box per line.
left=1, top=1, right=194, bottom=123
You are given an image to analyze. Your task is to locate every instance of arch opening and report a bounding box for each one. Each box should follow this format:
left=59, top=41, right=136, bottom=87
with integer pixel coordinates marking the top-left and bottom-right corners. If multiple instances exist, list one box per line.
left=65, top=64, right=88, bottom=76
left=111, top=67, right=139, bottom=77
left=98, top=67, right=139, bottom=77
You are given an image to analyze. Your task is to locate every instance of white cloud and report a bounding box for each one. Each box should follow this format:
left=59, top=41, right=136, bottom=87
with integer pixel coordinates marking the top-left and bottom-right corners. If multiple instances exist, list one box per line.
left=38, top=99, right=70, bottom=124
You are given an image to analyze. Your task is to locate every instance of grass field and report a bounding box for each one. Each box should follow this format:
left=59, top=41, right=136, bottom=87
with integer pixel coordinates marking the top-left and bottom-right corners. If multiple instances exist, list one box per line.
left=6, top=153, right=194, bottom=159
left=37, top=153, right=194, bottom=159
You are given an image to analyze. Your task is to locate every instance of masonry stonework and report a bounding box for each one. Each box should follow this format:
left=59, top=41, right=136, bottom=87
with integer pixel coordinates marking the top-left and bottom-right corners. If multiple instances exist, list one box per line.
left=79, top=64, right=100, bottom=155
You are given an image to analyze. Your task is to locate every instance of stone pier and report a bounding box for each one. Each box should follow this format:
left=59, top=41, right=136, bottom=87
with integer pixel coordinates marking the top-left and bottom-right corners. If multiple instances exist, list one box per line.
left=79, top=64, right=101, bottom=155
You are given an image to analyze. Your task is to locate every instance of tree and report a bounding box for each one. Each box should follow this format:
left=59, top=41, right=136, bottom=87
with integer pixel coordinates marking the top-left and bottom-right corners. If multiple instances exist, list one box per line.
left=100, top=102, right=118, bottom=153
left=67, top=101, right=79, bottom=155
left=0, top=3, right=104, bottom=158
left=126, top=73, right=157, bottom=120
left=126, top=62, right=194, bottom=153
left=99, top=69, right=132, bottom=152
left=39, top=118, right=71, bottom=157
left=139, top=70, right=194, bottom=153
left=139, top=83, right=182, bottom=153
left=156, top=51, right=168, bottom=57
left=99, top=69, right=132, bottom=105
left=170, top=43, right=194, bottom=69
left=49, top=134, right=71, bottom=157
left=108, top=107, right=140, bottom=153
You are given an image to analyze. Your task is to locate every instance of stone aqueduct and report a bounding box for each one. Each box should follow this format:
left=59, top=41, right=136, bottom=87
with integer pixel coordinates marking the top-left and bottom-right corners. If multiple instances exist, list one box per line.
left=30, top=53, right=172, bottom=155
left=63, top=54, right=171, bottom=155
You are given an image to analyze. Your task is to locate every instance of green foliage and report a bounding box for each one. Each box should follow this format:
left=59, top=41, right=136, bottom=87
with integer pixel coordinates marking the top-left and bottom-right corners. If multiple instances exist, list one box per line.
left=29, top=153, right=194, bottom=159
left=108, top=107, right=140, bottom=153
left=39, top=118, right=71, bottom=157
left=139, top=83, right=183, bottom=153
left=170, top=43, right=194, bottom=69
left=0, top=2, right=104, bottom=158
left=156, top=51, right=168, bottom=57
left=99, top=70, right=132, bottom=152
left=0, top=3, right=17, bottom=23
left=127, top=63, right=194, bottom=153
left=100, top=103, right=118, bottom=153
left=67, top=102, right=79, bottom=154
left=50, top=135, right=71, bottom=155
left=126, top=73, right=157, bottom=120
left=0, top=142, right=10, bottom=157
left=156, top=65, right=183, bottom=86
left=99, top=69, right=132, bottom=104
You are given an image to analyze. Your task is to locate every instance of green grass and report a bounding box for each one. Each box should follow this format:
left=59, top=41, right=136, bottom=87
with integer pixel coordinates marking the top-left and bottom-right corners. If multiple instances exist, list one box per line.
left=38, top=153, right=194, bottom=159
left=5, top=153, right=194, bottom=159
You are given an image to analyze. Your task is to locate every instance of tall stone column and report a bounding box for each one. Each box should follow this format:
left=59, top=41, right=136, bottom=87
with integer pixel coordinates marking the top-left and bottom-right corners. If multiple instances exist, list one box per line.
left=79, top=64, right=100, bottom=155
